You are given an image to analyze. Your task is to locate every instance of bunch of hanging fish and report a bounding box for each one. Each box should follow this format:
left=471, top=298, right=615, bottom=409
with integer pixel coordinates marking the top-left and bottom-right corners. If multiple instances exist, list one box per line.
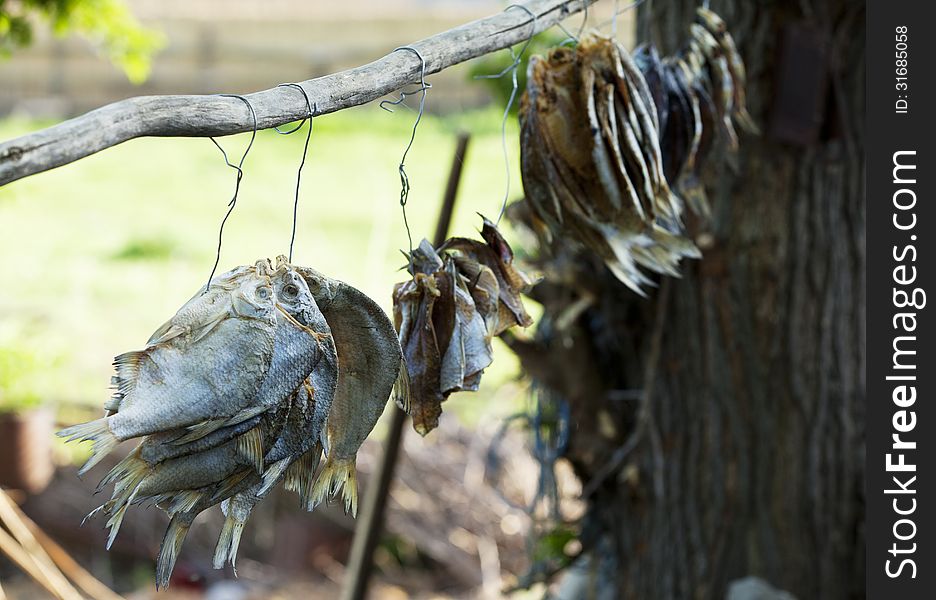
left=59, top=256, right=408, bottom=589
left=393, top=217, right=533, bottom=435
left=519, top=7, right=756, bottom=295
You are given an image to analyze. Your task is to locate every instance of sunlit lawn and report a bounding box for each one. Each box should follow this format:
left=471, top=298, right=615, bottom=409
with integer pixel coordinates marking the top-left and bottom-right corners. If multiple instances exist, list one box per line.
left=0, top=105, right=529, bottom=428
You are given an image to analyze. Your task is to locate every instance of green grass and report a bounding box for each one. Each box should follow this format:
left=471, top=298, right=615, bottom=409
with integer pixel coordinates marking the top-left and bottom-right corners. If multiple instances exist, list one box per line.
left=0, top=105, right=529, bottom=425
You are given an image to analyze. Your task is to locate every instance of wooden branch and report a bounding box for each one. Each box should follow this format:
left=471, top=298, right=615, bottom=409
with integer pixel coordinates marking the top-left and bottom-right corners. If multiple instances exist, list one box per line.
left=13, top=498, right=125, bottom=600
left=0, top=527, right=71, bottom=600
left=0, top=0, right=597, bottom=187
left=0, top=491, right=84, bottom=600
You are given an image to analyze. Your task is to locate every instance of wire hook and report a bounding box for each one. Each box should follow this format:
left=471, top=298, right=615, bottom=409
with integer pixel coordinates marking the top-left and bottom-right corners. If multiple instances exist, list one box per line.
left=474, top=4, right=538, bottom=225
left=382, top=45, right=429, bottom=274
left=274, top=83, right=315, bottom=263
left=204, top=93, right=258, bottom=293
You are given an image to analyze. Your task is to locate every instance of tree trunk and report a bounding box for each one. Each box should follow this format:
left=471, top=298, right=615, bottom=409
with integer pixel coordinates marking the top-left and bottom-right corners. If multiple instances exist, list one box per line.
left=508, top=1, right=865, bottom=598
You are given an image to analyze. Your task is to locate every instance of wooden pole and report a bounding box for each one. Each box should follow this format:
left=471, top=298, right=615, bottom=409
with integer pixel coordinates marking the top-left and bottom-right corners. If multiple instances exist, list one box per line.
left=0, top=0, right=597, bottom=187
left=342, top=132, right=470, bottom=600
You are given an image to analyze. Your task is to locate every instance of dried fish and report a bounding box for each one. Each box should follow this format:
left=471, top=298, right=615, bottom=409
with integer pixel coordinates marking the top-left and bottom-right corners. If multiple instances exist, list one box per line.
left=393, top=243, right=451, bottom=436
left=59, top=263, right=279, bottom=474
left=392, top=218, right=533, bottom=435
left=519, top=34, right=699, bottom=293
left=93, top=261, right=337, bottom=548
left=299, top=265, right=406, bottom=516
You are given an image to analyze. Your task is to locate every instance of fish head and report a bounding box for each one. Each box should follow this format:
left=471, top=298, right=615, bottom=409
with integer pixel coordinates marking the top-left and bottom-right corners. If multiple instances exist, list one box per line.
left=295, top=267, right=339, bottom=312
left=410, top=239, right=444, bottom=275
left=273, top=264, right=328, bottom=330
left=231, top=272, right=276, bottom=320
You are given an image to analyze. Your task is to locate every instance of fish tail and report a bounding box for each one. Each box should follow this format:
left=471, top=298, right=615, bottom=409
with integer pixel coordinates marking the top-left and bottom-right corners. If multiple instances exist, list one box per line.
left=213, top=512, right=247, bottom=571
left=103, top=469, right=146, bottom=549
left=393, top=357, right=412, bottom=414
left=99, top=446, right=147, bottom=493
left=57, top=418, right=119, bottom=475
left=310, top=456, right=358, bottom=517
left=156, top=514, right=191, bottom=590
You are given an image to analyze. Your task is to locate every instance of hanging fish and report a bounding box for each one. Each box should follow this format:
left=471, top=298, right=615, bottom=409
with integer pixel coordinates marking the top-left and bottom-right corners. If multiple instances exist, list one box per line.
left=393, top=221, right=533, bottom=436
left=438, top=216, right=534, bottom=334
left=297, top=266, right=407, bottom=517
left=392, top=241, right=454, bottom=436
left=58, top=262, right=280, bottom=474
left=91, top=261, right=337, bottom=549
left=519, top=39, right=699, bottom=294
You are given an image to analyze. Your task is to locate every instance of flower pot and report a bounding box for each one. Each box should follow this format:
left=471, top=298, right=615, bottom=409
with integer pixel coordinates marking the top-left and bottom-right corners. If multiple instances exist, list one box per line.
left=0, top=408, right=54, bottom=494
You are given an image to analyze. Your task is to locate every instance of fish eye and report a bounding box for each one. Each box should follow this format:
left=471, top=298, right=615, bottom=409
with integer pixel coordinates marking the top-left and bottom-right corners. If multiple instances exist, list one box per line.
left=284, top=284, right=299, bottom=297
left=256, top=286, right=271, bottom=300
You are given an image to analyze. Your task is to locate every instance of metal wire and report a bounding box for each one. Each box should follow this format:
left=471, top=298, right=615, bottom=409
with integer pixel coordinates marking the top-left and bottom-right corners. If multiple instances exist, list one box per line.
left=596, top=0, right=648, bottom=31
left=473, top=4, right=537, bottom=225
left=554, top=1, right=589, bottom=44
left=274, top=83, right=315, bottom=263
left=381, top=46, right=430, bottom=274
left=204, top=94, right=258, bottom=293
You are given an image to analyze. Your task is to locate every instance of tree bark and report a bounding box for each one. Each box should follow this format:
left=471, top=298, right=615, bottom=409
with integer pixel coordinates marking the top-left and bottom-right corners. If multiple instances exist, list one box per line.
left=509, top=1, right=865, bottom=598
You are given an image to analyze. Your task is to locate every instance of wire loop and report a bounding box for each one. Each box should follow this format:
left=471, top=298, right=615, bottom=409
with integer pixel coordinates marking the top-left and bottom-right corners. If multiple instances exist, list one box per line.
left=474, top=4, right=538, bottom=225
left=382, top=46, right=429, bottom=274
left=274, top=83, right=315, bottom=263
left=204, top=93, right=258, bottom=293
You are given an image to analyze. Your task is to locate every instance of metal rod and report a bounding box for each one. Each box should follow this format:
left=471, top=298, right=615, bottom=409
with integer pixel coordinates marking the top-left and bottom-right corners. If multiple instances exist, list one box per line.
left=342, top=132, right=470, bottom=600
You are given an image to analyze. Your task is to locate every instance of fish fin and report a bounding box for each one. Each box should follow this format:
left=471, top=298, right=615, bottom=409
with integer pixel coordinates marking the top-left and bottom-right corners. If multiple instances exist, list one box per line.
left=109, top=350, right=148, bottom=410
left=103, top=390, right=121, bottom=413
left=310, top=457, right=358, bottom=517
left=97, top=446, right=146, bottom=493
left=320, top=427, right=332, bottom=459
left=257, top=457, right=290, bottom=496
left=285, top=446, right=321, bottom=510
left=57, top=418, right=119, bottom=475
left=173, top=405, right=268, bottom=446
left=172, top=419, right=228, bottom=445
left=235, top=427, right=265, bottom=474
left=649, top=224, right=701, bottom=260
left=81, top=504, right=107, bottom=527
left=225, top=404, right=268, bottom=427
left=209, top=470, right=252, bottom=503
left=156, top=515, right=191, bottom=590
left=167, top=490, right=204, bottom=516
left=676, top=172, right=711, bottom=218
left=105, top=497, right=135, bottom=550
left=393, top=357, right=412, bottom=414
left=735, top=107, right=760, bottom=135
left=147, top=322, right=186, bottom=346
left=190, top=312, right=229, bottom=344
left=100, top=451, right=148, bottom=548
left=213, top=513, right=237, bottom=569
